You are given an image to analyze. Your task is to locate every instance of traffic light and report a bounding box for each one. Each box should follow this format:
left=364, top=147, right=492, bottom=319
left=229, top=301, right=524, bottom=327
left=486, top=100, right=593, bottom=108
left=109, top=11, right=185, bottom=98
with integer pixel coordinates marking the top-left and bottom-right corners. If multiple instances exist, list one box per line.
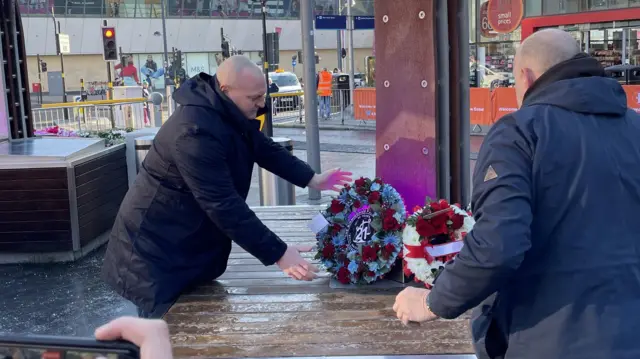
left=40, top=61, right=47, bottom=72
left=341, top=48, right=347, bottom=58
left=101, top=27, right=117, bottom=61
left=221, top=41, right=230, bottom=58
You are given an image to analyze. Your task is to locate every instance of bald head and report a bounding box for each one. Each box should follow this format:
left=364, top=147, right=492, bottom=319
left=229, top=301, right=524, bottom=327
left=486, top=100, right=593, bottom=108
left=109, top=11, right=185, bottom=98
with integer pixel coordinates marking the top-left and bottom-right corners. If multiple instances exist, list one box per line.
left=517, top=29, right=580, bottom=76
left=217, top=55, right=263, bottom=87
left=513, top=29, right=581, bottom=107
left=217, top=55, right=267, bottom=119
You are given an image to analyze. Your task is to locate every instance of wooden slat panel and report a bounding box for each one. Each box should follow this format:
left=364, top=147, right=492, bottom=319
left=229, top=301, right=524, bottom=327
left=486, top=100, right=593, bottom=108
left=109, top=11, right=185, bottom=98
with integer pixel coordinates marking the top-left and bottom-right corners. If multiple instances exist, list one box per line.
left=76, top=150, right=128, bottom=246
left=74, top=147, right=125, bottom=176
left=1, top=210, right=70, bottom=222
left=0, top=167, right=66, bottom=181
left=0, top=230, right=71, bottom=242
left=166, top=205, right=473, bottom=358
left=0, top=189, right=69, bottom=201
left=0, top=240, right=73, bottom=252
left=0, top=178, right=67, bottom=191
left=0, top=199, right=70, bottom=212
left=0, top=220, right=70, bottom=232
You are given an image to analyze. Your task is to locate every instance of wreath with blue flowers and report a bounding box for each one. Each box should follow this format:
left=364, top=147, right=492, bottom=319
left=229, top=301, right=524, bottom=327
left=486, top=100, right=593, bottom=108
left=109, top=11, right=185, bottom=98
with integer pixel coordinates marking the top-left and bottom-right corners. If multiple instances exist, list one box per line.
left=315, top=177, right=406, bottom=285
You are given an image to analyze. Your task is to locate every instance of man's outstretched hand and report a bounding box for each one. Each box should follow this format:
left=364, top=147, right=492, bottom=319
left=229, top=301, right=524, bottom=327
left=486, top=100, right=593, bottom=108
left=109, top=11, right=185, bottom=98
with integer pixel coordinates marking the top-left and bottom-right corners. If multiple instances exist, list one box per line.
left=308, top=168, right=353, bottom=192
left=277, top=245, right=319, bottom=281
left=393, top=287, right=439, bottom=325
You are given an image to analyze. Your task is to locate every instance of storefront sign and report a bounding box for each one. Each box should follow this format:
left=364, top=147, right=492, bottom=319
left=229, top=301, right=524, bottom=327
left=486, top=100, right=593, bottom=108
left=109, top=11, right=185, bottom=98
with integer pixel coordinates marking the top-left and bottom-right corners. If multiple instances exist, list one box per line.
left=480, top=1, right=497, bottom=38
left=487, top=0, right=523, bottom=34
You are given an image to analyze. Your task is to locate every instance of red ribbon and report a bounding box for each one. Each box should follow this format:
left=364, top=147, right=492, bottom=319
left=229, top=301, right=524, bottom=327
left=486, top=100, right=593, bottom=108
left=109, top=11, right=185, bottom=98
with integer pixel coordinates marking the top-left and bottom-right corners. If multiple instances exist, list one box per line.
left=405, top=242, right=434, bottom=264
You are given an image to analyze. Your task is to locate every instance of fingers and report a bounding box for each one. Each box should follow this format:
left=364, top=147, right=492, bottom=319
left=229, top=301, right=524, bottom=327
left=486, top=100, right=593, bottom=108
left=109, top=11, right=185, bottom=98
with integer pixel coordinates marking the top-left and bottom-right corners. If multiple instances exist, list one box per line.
left=95, top=317, right=139, bottom=343
left=306, top=262, right=320, bottom=273
left=292, top=245, right=314, bottom=253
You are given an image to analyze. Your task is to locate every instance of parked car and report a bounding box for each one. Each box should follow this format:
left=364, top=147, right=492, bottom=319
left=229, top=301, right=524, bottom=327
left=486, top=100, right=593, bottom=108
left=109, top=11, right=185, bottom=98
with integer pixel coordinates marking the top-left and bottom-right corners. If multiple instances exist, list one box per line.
left=269, top=70, right=303, bottom=111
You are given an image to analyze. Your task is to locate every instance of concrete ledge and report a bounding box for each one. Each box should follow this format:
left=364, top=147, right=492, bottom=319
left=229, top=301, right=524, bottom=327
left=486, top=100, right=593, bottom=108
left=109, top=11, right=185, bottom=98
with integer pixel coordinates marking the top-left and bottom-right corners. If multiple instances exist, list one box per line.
left=0, top=231, right=110, bottom=264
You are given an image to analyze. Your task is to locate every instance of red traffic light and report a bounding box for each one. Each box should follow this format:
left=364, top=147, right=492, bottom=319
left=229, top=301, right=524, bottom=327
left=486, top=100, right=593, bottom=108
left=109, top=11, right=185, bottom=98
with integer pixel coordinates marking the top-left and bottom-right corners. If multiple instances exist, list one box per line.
left=102, top=27, right=115, bottom=38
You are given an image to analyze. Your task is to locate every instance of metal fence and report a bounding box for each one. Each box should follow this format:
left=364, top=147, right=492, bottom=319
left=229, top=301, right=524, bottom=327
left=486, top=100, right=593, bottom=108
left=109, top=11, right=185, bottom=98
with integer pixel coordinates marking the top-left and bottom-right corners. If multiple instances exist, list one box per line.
left=32, top=98, right=148, bottom=132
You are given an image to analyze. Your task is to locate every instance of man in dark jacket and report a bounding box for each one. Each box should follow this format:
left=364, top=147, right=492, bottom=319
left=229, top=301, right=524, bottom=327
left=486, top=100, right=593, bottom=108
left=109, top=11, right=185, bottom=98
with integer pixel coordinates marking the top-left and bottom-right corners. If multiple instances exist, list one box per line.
left=393, top=29, right=640, bottom=359
left=102, top=56, right=352, bottom=319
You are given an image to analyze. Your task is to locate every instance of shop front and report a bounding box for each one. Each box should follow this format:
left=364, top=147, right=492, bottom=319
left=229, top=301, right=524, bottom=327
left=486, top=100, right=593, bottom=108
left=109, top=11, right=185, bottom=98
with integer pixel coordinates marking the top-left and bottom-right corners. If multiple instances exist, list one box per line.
left=522, top=7, right=640, bottom=66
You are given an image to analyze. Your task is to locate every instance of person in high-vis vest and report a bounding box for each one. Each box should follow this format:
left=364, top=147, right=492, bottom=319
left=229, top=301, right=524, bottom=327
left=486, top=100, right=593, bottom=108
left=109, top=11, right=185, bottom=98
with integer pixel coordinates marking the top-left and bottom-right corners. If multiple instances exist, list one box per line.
left=316, top=68, right=333, bottom=120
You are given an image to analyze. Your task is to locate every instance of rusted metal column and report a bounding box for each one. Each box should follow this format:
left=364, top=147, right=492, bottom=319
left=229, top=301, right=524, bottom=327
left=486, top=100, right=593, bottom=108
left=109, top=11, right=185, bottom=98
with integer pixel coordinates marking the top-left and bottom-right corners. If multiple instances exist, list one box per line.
left=374, top=0, right=439, bottom=210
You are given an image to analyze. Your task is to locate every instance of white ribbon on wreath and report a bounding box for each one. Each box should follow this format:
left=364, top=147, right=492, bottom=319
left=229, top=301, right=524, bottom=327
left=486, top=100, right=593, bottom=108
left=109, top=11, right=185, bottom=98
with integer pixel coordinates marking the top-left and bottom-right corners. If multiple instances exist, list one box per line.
left=402, top=205, right=475, bottom=286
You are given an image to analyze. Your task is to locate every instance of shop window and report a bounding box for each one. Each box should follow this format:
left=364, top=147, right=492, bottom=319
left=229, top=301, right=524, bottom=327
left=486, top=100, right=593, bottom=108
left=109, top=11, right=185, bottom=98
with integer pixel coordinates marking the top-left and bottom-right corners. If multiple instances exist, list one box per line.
left=525, top=0, right=542, bottom=16
left=587, top=0, right=608, bottom=10
left=609, top=0, right=630, bottom=8
left=475, top=42, right=517, bottom=90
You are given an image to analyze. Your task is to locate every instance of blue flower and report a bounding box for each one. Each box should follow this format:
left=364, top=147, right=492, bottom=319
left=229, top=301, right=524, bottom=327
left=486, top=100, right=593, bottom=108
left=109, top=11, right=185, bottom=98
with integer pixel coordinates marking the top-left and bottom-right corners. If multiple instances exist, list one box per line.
left=338, top=191, right=349, bottom=204
left=367, top=261, right=380, bottom=272
left=322, top=260, right=334, bottom=269
left=348, top=188, right=358, bottom=198
left=393, top=212, right=404, bottom=223
left=347, top=249, right=358, bottom=260
left=370, top=182, right=381, bottom=192
left=381, top=185, right=400, bottom=204
left=334, top=212, right=346, bottom=222
left=383, top=234, right=400, bottom=246
left=332, top=236, right=346, bottom=247
left=348, top=260, right=359, bottom=274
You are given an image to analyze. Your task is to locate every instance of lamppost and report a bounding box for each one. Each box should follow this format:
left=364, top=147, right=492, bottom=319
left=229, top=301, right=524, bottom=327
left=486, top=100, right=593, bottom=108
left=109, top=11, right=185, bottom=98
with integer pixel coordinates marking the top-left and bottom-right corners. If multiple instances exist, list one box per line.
left=260, top=0, right=273, bottom=137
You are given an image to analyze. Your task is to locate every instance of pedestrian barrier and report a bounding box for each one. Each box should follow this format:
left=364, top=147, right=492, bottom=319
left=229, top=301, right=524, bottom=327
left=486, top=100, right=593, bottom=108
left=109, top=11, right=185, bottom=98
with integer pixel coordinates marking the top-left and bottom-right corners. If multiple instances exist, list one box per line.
left=33, top=98, right=148, bottom=132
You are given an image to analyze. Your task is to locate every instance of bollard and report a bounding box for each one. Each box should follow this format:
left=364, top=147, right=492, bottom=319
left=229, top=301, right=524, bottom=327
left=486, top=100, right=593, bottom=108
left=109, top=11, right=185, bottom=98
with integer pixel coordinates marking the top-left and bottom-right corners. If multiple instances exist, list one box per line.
left=148, top=92, right=164, bottom=127
left=134, top=135, right=155, bottom=173
left=259, top=137, right=296, bottom=206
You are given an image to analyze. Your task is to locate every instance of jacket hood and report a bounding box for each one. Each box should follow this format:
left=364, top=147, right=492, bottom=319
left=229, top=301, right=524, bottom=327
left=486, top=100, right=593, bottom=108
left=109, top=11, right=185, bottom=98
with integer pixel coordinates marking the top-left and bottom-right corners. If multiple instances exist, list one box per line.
left=522, top=53, right=627, bottom=117
left=172, top=73, right=267, bottom=129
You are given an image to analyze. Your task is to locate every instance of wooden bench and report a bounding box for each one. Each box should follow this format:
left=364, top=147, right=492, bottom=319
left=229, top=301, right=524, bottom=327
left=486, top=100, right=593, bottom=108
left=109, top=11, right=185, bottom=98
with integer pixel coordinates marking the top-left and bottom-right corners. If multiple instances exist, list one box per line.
left=165, top=205, right=474, bottom=358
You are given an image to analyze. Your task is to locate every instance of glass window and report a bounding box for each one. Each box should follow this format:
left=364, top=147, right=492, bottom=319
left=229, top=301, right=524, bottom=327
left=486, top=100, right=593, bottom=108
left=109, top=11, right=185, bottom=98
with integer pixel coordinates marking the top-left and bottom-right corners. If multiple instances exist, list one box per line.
left=587, top=0, right=607, bottom=10
left=469, top=0, right=476, bottom=43
left=185, top=53, right=209, bottom=78
left=610, top=0, right=629, bottom=8
left=136, top=53, right=165, bottom=90
left=475, top=42, right=517, bottom=89
left=526, top=0, right=542, bottom=16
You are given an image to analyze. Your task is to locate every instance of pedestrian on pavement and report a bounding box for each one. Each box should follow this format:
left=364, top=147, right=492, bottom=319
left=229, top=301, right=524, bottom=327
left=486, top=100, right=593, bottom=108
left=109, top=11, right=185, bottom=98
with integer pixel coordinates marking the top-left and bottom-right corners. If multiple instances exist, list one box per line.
left=317, top=67, right=333, bottom=120
left=102, top=55, right=353, bottom=320
left=393, top=28, right=640, bottom=359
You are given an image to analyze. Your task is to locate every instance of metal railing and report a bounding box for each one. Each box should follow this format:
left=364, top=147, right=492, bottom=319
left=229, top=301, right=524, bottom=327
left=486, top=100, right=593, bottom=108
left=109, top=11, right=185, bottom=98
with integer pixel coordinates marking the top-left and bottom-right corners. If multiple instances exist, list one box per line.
left=32, top=98, right=149, bottom=132
left=19, top=0, right=374, bottom=18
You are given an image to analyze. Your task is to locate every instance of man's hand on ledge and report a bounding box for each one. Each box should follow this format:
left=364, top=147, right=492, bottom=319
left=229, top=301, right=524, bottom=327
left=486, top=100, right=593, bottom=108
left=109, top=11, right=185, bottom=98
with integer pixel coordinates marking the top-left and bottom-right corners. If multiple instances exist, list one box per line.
left=393, top=287, right=439, bottom=325
left=308, top=168, right=353, bottom=192
left=276, top=245, right=320, bottom=281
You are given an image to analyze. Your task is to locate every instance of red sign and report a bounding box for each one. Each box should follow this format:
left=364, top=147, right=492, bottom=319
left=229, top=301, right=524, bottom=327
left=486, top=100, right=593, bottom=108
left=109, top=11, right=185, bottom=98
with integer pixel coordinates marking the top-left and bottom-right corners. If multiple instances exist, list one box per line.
left=487, top=0, right=524, bottom=34
left=480, top=1, right=497, bottom=38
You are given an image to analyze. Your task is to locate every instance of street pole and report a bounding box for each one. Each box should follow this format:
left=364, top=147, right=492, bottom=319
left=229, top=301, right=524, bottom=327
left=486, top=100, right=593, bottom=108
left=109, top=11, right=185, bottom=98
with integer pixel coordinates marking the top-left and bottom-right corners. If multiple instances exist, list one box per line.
left=336, top=0, right=342, bottom=71
left=346, top=0, right=355, bottom=113
left=51, top=14, right=67, bottom=104
left=261, top=0, right=273, bottom=137
left=36, top=54, right=43, bottom=104
left=160, top=0, right=169, bottom=78
left=300, top=0, right=321, bottom=201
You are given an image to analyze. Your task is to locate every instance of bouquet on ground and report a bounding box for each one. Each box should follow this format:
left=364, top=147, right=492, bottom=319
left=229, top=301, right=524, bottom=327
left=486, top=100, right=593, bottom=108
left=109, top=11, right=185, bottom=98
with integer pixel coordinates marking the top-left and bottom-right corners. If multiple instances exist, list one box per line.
left=315, top=177, right=406, bottom=285
left=402, top=199, right=474, bottom=287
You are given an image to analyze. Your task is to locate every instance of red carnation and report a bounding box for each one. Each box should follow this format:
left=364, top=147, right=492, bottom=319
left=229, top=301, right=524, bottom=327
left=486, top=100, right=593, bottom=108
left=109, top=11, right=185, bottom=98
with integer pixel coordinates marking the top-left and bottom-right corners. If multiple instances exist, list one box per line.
left=384, top=243, right=396, bottom=253
left=416, top=217, right=446, bottom=238
left=413, top=205, right=423, bottom=213
left=357, top=187, right=367, bottom=195
left=322, top=243, right=335, bottom=258
left=368, top=191, right=381, bottom=204
left=353, top=200, right=361, bottom=209
left=450, top=213, right=464, bottom=230
left=337, top=267, right=351, bottom=284
left=367, top=271, right=376, bottom=278
left=355, top=177, right=366, bottom=188
left=383, top=216, right=399, bottom=231
left=374, top=178, right=382, bottom=184
left=362, top=245, right=378, bottom=262
left=329, top=199, right=345, bottom=214
left=430, top=211, right=449, bottom=228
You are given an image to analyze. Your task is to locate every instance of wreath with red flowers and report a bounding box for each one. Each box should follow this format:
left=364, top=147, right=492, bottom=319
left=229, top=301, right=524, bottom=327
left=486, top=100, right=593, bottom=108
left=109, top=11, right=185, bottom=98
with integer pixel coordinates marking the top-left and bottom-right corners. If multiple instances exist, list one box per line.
left=402, top=199, right=475, bottom=288
left=314, top=177, right=406, bottom=285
